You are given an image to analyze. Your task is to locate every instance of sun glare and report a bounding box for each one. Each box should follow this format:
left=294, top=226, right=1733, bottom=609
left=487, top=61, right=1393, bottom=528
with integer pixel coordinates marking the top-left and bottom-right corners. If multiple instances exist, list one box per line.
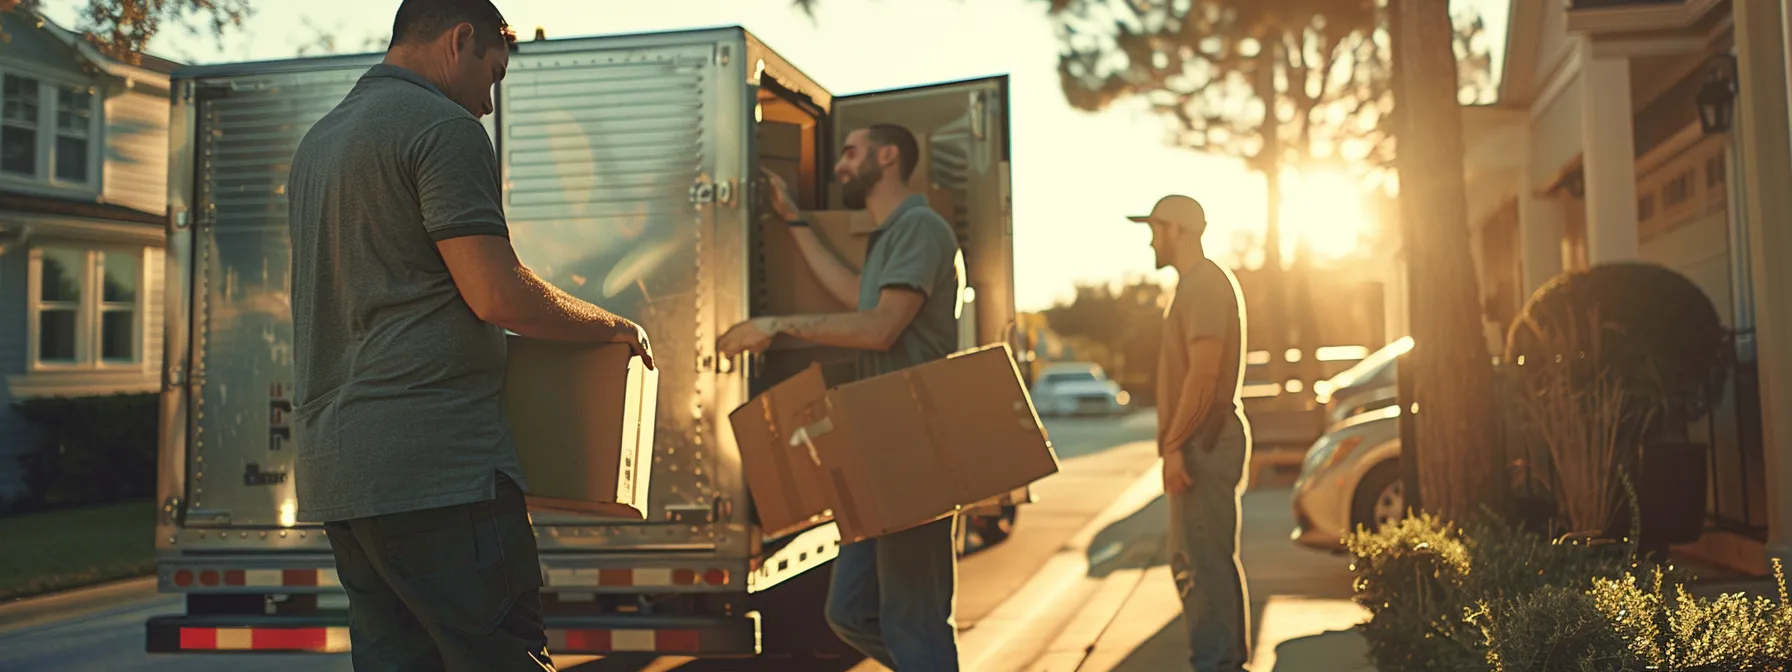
left=1280, top=169, right=1373, bottom=260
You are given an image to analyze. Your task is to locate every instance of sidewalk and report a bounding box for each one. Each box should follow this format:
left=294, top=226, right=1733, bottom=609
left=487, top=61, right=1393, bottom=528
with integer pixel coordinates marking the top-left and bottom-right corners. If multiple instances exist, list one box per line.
left=1071, top=488, right=1376, bottom=672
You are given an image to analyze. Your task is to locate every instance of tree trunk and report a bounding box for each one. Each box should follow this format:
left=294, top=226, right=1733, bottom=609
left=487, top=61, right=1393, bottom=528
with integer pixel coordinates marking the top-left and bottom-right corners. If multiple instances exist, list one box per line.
left=1391, top=0, right=1506, bottom=520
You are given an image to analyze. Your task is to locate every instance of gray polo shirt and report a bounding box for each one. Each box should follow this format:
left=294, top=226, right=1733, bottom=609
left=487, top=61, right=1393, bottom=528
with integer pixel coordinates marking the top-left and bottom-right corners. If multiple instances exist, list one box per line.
left=857, top=195, right=965, bottom=379
left=287, top=64, right=525, bottom=523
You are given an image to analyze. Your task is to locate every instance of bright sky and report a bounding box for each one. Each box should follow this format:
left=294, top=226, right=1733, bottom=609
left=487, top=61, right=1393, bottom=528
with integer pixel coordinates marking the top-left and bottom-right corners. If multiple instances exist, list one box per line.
left=54, top=0, right=1510, bottom=312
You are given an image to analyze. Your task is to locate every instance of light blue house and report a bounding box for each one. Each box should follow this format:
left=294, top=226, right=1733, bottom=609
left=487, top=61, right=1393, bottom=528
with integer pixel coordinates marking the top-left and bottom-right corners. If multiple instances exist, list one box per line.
left=0, top=10, right=176, bottom=505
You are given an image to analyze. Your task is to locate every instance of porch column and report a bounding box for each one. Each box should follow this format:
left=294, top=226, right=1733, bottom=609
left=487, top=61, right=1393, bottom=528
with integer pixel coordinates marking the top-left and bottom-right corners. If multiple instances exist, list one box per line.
left=1517, top=175, right=1564, bottom=295
left=1738, top=0, right=1792, bottom=564
left=1578, top=45, right=1641, bottom=263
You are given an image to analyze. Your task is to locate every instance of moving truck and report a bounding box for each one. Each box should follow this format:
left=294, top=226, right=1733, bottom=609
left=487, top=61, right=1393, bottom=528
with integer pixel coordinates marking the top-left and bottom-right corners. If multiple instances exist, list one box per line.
left=146, top=26, right=1023, bottom=659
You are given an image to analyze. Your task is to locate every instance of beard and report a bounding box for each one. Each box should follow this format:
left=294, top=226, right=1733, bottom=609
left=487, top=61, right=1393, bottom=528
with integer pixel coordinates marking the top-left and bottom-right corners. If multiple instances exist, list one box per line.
left=840, top=161, right=883, bottom=210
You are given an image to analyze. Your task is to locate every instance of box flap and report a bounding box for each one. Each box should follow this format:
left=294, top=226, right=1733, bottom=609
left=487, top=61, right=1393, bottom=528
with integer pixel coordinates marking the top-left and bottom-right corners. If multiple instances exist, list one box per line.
left=817, top=380, right=958, bottom=543
left=505, top=337, right=657, bottom=520
left=729, top=365, right=836, bottom=539
left=911, top=346, right=1059, bottom=503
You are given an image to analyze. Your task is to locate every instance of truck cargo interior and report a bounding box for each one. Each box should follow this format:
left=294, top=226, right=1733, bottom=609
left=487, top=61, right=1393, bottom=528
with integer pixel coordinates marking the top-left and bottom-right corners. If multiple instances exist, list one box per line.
left=751, top=78, right=1012, bottom=404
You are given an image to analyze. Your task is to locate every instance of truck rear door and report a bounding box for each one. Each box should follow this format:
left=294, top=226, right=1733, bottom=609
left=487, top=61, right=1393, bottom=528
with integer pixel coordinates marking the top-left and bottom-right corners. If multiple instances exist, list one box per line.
left=828, top=76, right=1017, bottom=356
left=829, top=77, right=1030, bottom=516
left=178, top=64, right=377, bottom=531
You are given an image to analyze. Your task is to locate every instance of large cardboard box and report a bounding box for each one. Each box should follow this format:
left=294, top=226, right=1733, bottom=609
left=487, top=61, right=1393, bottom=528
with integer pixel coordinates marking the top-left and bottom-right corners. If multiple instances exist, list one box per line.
left=760, top=210, right=874, bottom=317
left=504, top=337, right=658, bottom=519
left=729, top=344, right=1059, bottom=544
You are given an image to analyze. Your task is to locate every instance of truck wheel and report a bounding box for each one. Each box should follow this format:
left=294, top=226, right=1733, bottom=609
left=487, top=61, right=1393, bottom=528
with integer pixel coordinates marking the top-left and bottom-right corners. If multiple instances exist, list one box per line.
left=1351, top=460, right=1406, bottom=534
left=974, top=506, right=1017, bottom=546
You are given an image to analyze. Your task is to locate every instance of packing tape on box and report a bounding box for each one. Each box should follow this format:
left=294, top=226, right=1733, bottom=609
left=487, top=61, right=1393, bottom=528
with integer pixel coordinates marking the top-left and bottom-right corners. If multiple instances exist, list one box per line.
left=787, top=416, right=834, bottom=466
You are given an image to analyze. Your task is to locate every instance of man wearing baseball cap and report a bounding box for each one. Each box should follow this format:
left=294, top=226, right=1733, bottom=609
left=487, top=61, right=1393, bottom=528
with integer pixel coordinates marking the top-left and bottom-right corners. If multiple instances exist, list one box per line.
left=1131, top=194, right=1252, bottom=671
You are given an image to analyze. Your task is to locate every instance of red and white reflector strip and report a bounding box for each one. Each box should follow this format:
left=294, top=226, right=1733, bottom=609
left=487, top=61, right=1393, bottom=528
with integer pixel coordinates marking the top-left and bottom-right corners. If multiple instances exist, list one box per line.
left=178, top=627, right=350, bottom=653
left=549, top=629, right=701, bottom=653
left=546, top=567, right=729, bottom=588
left=172, top=568, right=341, bottom=589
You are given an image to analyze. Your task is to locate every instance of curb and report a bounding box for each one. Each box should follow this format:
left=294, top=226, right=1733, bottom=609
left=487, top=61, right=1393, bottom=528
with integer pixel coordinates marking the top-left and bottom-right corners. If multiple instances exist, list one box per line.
left=0, top=576, right=163, bottom=637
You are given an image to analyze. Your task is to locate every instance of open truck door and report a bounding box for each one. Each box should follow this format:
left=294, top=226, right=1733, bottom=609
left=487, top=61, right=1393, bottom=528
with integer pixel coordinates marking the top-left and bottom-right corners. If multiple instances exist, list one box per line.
left=750, top=74, right=1027, bottom=554
left=829, top=76, right=1031, bottom=544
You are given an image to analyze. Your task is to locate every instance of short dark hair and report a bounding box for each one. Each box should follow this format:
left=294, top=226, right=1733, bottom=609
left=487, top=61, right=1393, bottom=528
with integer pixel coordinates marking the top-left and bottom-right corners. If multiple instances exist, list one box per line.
left=864, top=124, right=920, bottom=183
left=389, top=0, right=517, bottom=56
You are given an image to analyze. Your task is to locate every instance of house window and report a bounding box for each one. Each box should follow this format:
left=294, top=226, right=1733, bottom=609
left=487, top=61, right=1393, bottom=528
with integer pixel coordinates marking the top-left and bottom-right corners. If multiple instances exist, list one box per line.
left=55, top=86, right=91, bottom=182
left=30, top=245, right=145, bottom=369
left=1664, top=171, right=1693, bottom=207
left=2, top=74, right=39, bottom=176
left=0, top=70, right=99, bottom=188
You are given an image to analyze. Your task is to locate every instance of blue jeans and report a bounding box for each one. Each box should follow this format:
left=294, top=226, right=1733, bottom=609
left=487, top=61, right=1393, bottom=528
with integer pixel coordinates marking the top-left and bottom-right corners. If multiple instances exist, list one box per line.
left=825, top=516, right=959, bottom=671
left=1170, top=419, right=1253, bottom=671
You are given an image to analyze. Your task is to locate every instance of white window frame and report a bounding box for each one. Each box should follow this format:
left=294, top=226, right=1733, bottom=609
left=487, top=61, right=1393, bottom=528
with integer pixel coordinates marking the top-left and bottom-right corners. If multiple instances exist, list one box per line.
left=0, top=60, right=103, bottom=195
left=25, top=243, right=149, bottom=372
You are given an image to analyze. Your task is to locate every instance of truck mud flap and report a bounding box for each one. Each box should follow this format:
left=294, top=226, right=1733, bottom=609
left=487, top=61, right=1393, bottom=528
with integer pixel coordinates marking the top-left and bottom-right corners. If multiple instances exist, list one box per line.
left=148, top=612, right=762, bottom=657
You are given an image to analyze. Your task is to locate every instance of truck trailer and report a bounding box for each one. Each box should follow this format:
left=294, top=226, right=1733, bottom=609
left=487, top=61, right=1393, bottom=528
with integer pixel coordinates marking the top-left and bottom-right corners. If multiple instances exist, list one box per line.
left=146, top=26, right=1020, bottom=660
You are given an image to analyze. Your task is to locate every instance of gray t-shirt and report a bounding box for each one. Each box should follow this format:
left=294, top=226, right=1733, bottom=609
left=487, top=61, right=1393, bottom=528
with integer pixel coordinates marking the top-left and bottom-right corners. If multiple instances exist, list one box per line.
left=287, top=64, right=525, bottom=523
left=1155, top=258, right=1248, bottom=456
left=857, top=195, right=964, bottom=379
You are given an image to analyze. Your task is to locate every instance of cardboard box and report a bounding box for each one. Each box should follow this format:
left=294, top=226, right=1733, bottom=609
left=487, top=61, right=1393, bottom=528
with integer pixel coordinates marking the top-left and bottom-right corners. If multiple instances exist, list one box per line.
left=758, top=121, right=805, bottom=160
left=759, top=210, right=874, bottom=317
left=730, top=344, right=1059, bottom=544
left=504, top=337, right=658, bottom=519
left=729, top=366, right=837, bottom=539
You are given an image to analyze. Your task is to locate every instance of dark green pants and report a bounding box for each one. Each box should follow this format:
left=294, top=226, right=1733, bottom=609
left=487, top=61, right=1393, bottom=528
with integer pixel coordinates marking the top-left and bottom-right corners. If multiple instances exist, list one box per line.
left=324, top=474, right=554, bottom=671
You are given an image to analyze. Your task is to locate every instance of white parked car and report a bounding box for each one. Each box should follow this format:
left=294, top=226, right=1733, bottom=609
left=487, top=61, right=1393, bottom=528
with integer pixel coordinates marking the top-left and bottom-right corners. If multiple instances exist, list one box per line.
left=1290, top=405, right=1404, bottom=551
left=1029, top=362, right=1131, bottom=417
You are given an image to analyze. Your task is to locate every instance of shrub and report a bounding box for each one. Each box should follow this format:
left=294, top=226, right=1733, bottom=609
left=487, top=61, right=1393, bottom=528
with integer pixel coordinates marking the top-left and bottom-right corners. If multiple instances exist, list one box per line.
left=1477, top=584, right=1632, bottom=672
left=13, top=393, right=159, bottom=510
left=1346, top=513, right=1486, bottom=672
left=1586, top=563, right=1792, bottom=671
left=1354, top=510, right=1792, bottom=672
left=1504, top=262, right=1732, bottom=441
left=1347, top=509, right=1658, bottom=672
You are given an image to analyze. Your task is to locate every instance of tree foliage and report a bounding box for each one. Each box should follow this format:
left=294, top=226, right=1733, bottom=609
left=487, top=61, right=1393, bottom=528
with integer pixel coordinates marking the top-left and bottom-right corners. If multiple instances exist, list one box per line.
left=0, top=0, right=251, bottom=63
left=1048, top=0, right=1496, bottom=173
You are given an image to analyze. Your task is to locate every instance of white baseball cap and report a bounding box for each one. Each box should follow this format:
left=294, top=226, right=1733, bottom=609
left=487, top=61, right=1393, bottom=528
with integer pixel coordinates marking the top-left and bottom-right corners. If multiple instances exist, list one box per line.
left=1127, top=195, right=1207, bottom=233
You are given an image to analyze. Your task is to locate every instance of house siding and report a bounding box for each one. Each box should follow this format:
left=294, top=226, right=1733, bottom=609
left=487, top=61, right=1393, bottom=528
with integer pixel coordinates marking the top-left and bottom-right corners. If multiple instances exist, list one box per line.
left=102, top=87, right=170, bottom=215
left=0, top=12, right=84, bottom=76
left=1531, top=74, right=1585, bottom=186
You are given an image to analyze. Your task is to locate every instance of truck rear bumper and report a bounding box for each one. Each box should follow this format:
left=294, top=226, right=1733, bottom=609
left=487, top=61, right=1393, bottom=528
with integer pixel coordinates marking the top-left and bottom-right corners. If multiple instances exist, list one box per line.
left=147, top=612, right=761, bottom=656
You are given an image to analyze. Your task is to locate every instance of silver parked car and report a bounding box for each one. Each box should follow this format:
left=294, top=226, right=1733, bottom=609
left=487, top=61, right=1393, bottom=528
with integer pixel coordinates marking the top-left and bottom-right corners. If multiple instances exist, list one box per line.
left=1029, top=362, right=1131, bottom=417
left=1290, top=405, right=1404, bottom=551
left=1291, top=338, right=1412, bottom=551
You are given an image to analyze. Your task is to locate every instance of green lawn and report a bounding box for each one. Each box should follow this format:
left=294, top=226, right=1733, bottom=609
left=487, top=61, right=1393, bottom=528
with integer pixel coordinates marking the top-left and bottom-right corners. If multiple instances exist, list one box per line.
left=0, top=500, right=156, bottom=602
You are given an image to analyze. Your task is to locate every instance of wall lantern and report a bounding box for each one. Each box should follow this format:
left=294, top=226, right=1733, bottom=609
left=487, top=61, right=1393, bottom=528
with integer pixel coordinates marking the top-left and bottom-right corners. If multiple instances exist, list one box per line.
left=1697, top=54, right=1739, bottom=135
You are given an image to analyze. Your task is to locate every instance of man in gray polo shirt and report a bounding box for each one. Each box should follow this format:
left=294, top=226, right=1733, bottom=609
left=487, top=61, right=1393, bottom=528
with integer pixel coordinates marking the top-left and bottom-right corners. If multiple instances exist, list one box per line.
left=287, top=1, right=650, bottom=668
left=718, top=123, right=964, bottom=670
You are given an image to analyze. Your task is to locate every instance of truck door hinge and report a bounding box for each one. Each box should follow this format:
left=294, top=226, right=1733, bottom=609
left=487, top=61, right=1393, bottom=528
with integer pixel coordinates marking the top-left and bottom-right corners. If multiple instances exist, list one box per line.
left=689, top=178, right=735, bottom=207
left=689, top=179, right=714, bottom=205
left=160, top=497, right=182, bottom=526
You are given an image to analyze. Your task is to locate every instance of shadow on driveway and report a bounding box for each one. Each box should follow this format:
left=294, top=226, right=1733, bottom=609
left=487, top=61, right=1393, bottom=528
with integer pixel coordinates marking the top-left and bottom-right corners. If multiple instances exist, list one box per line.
left=1105, top=617, right=1373, bottom=672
